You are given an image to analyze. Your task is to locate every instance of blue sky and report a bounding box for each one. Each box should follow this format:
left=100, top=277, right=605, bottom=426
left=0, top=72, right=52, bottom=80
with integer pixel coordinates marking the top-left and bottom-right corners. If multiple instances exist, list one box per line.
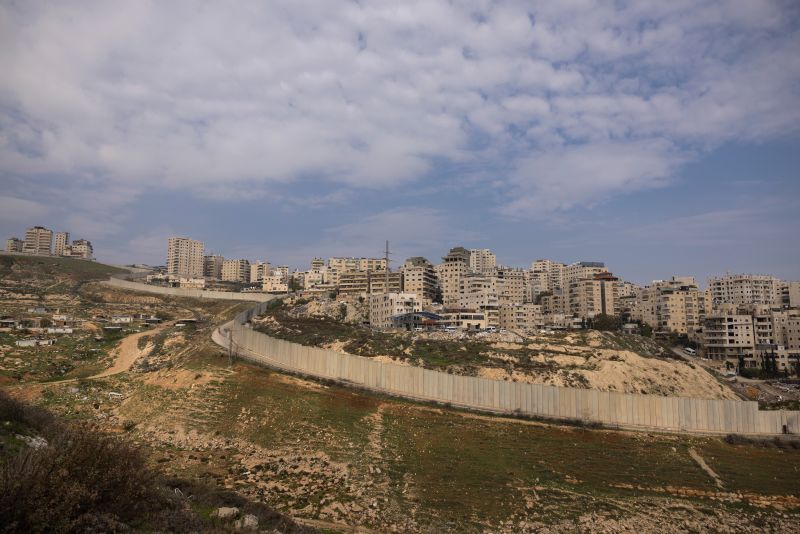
left=1, top=1, right=798, bottom=285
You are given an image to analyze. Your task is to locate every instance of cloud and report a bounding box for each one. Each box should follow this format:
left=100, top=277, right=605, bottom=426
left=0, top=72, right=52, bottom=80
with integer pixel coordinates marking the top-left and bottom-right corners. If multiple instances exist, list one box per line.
left=500, top=140, right=682, bottom=216
left=0, top=196, right=48, bottom=223
left=0, top=0, right=798, bottom=225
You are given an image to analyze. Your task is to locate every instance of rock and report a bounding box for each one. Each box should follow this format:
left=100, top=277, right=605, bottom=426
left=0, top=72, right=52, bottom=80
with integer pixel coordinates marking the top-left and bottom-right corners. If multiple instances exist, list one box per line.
left=212, top=506, right=240, bottom=519
left=235, top=514, right=258, bottom=530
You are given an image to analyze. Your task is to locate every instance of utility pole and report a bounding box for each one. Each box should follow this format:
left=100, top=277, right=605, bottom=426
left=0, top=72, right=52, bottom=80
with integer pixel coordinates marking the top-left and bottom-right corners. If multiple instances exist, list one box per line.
left=385, top=240, right=390, bottom=294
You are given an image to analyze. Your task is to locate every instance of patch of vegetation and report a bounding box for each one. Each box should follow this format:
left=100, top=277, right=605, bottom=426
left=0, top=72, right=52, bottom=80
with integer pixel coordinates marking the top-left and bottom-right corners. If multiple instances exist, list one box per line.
left=0, top=391, right=313, bottom=533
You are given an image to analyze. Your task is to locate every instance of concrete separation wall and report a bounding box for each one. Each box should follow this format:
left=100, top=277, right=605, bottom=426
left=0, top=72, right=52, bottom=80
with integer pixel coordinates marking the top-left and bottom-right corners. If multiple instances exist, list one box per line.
left=215, top=300, right=800, bottom=436
left=103, top=277, right=278, bottom=302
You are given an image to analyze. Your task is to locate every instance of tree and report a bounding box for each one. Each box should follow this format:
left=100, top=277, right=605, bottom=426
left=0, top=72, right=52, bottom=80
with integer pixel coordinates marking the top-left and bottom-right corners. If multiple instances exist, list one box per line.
left=591, top=314, right=622, bottom=332
left=640, top=323, right=653, bottom=338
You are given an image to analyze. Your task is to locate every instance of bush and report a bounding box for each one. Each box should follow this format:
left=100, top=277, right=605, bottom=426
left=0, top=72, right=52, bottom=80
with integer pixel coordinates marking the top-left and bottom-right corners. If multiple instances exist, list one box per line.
left=0, top=422, right=159, bottom=533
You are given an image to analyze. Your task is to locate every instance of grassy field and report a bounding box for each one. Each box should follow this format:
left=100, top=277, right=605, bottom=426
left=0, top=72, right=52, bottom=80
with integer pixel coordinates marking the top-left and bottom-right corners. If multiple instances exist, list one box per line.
left=51, top=344, right=797, bottom=531
left=0, top=254, right=126, bottom=293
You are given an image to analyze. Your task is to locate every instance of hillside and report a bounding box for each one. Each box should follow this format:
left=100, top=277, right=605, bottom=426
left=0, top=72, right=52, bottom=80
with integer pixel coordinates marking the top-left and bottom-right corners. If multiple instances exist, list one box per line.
left=252, top=299, right=738, bottom=400
left=0, top=253, right=126, bottom=295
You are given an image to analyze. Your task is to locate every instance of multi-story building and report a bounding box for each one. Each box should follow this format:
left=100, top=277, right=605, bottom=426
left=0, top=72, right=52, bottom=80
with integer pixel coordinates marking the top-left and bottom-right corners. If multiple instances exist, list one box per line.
left=567, top=272, right=618, bottom=320
left=69, top=239, right=93, bottom=259
left=54, top=232, right=70, bottom=256
left=5, top=237, right=23, bottom=253
left=703, top=312, right=756, bottom=363
left=540, top=290, right=568, bottom=316
left=563, top=261, right=607, bottom=288
left=167, top=237, right=204, bottom=278
left=496, top=267, right=528, bottom=305
left=23, top=226, right=53, bottom=255
left=262, top=275, right=288, bottom=293
left=531, top=259, right=565, bottom=292
left=249, top=261, right=271, bottom=283
left=782, top=281, right=800, bottom=309
left=310, top=258, right=325, bottom=270
left=469, top=249, right=496, bottom=274
left=458, top=274, right=499, bottom=327
left=635, top=277, right=705, bottom=336
left=221, top=259, right=251, bottom=283
left=369, top=292, right=421, bottom=329
left=499, top=303, right=543, bottom=331
left=400, top=257, right=440, bottom=306
left=328, top=257, right=387, bottom=273
left=203, top=255, right=224, bottom=280
left=708, top=273, right=782, bottom=308
left=437, top=247, right=471, bottom=308
left=338, top=270, right=402, bottom=296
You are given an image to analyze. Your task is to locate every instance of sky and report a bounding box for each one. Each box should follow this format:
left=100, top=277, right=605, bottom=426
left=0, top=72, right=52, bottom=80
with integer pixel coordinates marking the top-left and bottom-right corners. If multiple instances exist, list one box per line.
left=1, top=0, right=799, bottom=286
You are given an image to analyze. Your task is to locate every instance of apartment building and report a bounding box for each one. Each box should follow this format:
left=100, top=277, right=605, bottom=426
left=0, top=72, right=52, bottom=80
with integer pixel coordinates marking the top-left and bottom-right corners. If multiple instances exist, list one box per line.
left=783, top=282, right=800, bottom=308
left=310, top=258, right=325, bottom=270
left=437, top=247, right=471, bottom=308
left=469, top=248, right=497, bottom=274
left=496, top=267, right=528, bottom=305
left=540, top=290, right=568, bottom=316
left=328, top=257, right=387, bottom=273
left=262, top=275, right=288, bottom=293
left=563, top=261, right=607, bottom=287
left=703, top=312, right=756, bottom=362
left=203, top=255, right=224, bottom=280
left=54, top=232, right=70, bottom=256
left=458, top=274, right=499, bottom=327
left=221, top=259, right=251, bottom=283
left=400, top=257, right=440, bottom=306
left=338, top=270, right=402, bottom=296
left=635, top=277, right=705, bottom=336
left=568, top=272, right=618, bottom=319
left=167, top=237, right=204, bottom=278
left=5, top=237, right=23, bottom=253
left=23, top=226, right=53, bottom=255
left=530, top=259, right=565, bottom=292
left=499, top=303, right=543, bottom=331
left=708, top=273, right=782, bottom=308
left=69, top=239, right=93, bottom=259
left=369, top=292, right=421, bottom=329
left=249, top=261, right=271, bottom=283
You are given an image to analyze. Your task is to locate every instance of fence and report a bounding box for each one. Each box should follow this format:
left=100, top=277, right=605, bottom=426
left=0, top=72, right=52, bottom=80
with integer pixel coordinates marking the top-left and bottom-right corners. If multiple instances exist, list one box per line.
left=103, top=277, right=278, bottom=302
left=218, top=300, right=800, bottom=436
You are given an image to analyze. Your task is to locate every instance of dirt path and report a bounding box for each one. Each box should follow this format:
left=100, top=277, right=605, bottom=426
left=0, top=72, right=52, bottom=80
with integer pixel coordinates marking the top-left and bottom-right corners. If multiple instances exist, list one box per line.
left=688, top=447, right=725, bottom=489
left=92, top=324, right=168, bottom=378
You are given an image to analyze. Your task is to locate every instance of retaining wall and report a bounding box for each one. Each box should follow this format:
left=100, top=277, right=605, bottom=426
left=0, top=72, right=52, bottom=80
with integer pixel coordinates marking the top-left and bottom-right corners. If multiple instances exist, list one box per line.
left=219, top=300, right=800, bottom=436
left=103, top=277, right=278, bottom=302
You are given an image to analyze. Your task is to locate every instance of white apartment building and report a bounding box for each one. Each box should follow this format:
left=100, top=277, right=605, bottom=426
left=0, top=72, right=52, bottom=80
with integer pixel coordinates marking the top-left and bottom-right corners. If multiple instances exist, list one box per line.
left=469, top=249, right=496, bottom=274
left=708, top=273, right=782, bottom=308
left=222, top=259, right=251, bottom=283
left=563, top=261, right=607, bottom=287
left=167, top=237, right=204, bottom=278
left=400, top=257, right=439, bottom=306
left=203, top=255, right=224, bottom=280
left=703, top=312, right=755, bottom=362
left=23, top=226, right=53, bottom=255
left=458, top=274, right=499, bottom=327
left=54, top=232, right=70, bottom=256
left=5, top=237, right=23, bottom=253
left=369, top=292, right=421, bottom=329
left=437, top=247, right=471, bottom=308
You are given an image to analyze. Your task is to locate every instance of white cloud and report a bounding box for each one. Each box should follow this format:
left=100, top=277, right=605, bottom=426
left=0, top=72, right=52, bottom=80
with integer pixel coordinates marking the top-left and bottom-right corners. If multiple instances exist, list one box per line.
left=0, top=0, right=798, bottom=221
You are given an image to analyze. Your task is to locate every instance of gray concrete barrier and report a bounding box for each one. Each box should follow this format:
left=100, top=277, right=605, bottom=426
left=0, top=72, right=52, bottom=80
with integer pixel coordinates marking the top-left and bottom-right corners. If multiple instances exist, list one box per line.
left=216, top=300, right=800, bottom=436
left=103, top=277, right=279, bottom=302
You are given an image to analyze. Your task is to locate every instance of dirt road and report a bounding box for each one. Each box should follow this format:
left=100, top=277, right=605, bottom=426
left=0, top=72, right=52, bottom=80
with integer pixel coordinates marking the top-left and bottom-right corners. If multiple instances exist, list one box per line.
left=92, top=324, right=168, bottom=378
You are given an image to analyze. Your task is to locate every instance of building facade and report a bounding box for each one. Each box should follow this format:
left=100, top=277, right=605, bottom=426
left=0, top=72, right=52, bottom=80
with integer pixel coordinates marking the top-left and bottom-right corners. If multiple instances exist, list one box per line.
left=167, top=237, right=204, bottom=278
left=23, top=226, right=53, bottom=255
left=369, top=292, right=421, bottom=329
left=222, top=259, right=251, bottom=283
left=469, top=248, right=496, bottom=274
left=54, top=232, right=70, bottom=256
left=400, top=257, right=440, bottom=306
